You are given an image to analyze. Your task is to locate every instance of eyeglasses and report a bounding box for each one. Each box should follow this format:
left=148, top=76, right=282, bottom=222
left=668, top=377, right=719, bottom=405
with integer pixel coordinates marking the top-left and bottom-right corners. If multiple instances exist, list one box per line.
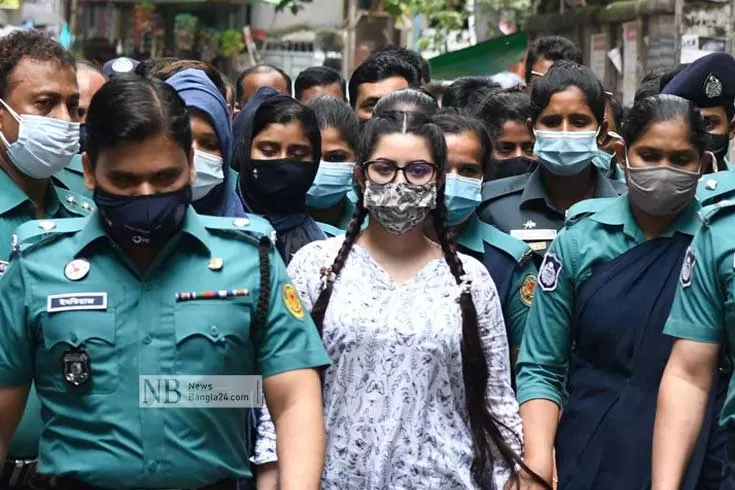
left=363, top=159, right=436, bottom=185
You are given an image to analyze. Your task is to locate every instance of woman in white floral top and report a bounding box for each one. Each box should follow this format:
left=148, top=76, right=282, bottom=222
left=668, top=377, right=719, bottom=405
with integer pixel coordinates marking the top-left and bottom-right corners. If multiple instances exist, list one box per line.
left=254, top=112, right=538, bottom=490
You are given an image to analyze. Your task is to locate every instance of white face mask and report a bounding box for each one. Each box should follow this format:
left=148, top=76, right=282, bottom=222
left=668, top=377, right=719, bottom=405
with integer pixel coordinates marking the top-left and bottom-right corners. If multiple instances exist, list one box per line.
left=191, top=149, right=225, bottom=201
left=0, top=98, right=79, bottom=179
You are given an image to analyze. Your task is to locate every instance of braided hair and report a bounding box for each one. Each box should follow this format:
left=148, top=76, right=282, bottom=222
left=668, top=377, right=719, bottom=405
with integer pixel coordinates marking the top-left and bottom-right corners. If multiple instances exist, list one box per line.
left=309, top=113, right=546, bottom=488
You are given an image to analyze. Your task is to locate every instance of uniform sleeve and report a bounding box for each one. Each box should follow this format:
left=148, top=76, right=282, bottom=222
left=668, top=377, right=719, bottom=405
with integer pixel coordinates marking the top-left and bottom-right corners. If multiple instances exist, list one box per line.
left=0, top=258, right=33, bottom=387
left=515, top=227, right=577, bottom=407
left=503, top=259, right=538, bottom=348
left=464, top=257, right=523, bottom=487
left=664, top=227, right=728, bottom=344
left=254, top=245, right=331, bottom=378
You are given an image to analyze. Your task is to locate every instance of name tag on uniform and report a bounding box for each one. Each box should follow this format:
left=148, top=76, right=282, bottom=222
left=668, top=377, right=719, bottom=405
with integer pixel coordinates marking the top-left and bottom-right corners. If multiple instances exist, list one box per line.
left=528, top=242, right=549, bottom=251
left=47, top=293, right=107, bottom=313
left=510, top=229, right=558, bottom=242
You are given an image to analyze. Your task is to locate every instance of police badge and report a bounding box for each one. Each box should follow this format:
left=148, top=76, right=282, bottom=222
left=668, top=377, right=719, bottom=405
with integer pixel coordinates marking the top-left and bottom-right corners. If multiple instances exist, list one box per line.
left=539, top=252, right=563, bottom=292
left=704, top=74, right=723, bottom=99
left=680, top=247, right=695, bottom=288
left=62, top=347, right=91, bottom=387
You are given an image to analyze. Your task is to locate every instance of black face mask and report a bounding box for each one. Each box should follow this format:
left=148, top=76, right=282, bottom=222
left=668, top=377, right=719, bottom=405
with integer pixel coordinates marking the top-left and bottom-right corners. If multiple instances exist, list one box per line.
left=491, top=156, right=537, bottom=180
left=78, top=124, right=87, bottom=154
left=706, top=133, right=730, bottom=172
left=240, top=158, right=318, bottom=215
left=94, top=186, right=191, bottom=248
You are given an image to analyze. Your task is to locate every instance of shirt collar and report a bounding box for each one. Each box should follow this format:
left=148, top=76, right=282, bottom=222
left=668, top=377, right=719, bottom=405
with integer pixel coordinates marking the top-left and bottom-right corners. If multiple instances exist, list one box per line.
left=0, top=167, right=32, bottom=215
left=72, top=206, right=211, bottom=257
left=456, top=213, right=485, bottom=254
left=519, top=166, right=620, bottom=211
left=590, top=194, right=702, bottom=240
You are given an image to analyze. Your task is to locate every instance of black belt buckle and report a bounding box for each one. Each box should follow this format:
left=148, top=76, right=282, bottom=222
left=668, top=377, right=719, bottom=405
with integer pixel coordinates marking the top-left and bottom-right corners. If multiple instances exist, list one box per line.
left=1, top=457, right=38, bottom=488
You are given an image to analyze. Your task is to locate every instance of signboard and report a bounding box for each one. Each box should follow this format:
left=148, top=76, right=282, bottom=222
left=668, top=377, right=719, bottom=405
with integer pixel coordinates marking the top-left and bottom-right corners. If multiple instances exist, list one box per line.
left=0, top=0, right=20, bottom=10
left=622, top=22, right=638, bottom=107
left=589, top=33, right=607, bottom=81
left=680, top=34, right=726, bottom=63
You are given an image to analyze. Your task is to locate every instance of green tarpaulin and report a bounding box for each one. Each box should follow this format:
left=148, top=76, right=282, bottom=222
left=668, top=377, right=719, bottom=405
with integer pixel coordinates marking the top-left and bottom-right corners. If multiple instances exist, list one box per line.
left=429, top=31, right=528, bottom=80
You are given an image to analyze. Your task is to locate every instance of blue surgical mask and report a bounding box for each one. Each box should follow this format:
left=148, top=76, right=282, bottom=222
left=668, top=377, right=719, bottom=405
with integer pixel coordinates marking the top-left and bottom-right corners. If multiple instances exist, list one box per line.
left=534, top=129, right=599, bottom=176
left=192, top=149, right=225, bottom=201
left=444, top=173, right=482, bottom=226
left=591, top=148, right=614, bottom=173
left=0, top=98, right=79, bottom=179
left=306, top=161, right=355, bottom=209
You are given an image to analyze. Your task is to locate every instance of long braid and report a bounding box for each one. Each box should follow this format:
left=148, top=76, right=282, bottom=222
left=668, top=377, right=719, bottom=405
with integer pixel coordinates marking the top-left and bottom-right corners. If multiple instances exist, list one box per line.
left=310, top=192, right=368, bottom=335
left=432, top=181, right=549, bottom=489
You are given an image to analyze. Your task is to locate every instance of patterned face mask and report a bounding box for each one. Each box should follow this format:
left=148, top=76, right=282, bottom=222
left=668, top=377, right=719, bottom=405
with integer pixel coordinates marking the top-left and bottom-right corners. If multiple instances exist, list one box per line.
left=364, top=181, right=437, bottom=235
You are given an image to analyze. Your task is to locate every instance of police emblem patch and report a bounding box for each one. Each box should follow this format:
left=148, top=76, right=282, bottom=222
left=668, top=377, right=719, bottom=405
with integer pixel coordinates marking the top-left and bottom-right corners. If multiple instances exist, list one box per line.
left=680, top=247, right=695, bottom=288
left=705, top=73, right=723, bottom=99
left=520, top=274, right=537, bottom=306
left=62, top=347, right=91, bottom=387
left=282, top=283, right=305, bottom=320
left=539, top=253, right=563, bottom=292
left=64, top=259, right=90, bottom=281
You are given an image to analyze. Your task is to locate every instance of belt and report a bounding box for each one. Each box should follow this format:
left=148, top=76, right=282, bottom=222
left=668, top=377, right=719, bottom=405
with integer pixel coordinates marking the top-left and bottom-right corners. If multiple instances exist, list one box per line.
left=46, top=477, right=237, bottom=490
left=0, top=458, right=38, bottom=488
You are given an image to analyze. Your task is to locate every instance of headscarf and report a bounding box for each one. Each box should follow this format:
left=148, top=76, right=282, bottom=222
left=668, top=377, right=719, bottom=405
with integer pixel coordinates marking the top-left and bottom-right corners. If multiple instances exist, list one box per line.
left=166, top=69, right=245, bottom=217
left=232, top=86, right=326, bottom=263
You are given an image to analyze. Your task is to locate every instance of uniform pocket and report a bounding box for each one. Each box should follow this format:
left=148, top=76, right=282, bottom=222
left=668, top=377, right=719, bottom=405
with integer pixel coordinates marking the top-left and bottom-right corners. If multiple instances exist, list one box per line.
left=40, top=311, right=117, bottom=394
left=173, top=302, right=253, bottom=375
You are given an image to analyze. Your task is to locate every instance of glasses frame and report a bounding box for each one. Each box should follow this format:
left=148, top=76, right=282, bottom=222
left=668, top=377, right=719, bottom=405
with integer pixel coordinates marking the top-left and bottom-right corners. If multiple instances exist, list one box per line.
left=362, top=160, right=437, bottom=185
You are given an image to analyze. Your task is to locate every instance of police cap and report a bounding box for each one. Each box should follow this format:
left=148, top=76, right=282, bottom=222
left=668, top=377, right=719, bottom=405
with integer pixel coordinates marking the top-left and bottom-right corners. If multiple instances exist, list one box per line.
left=662, top=52, right=735, bottom=110
left=102, top=57, right=140, bottom=78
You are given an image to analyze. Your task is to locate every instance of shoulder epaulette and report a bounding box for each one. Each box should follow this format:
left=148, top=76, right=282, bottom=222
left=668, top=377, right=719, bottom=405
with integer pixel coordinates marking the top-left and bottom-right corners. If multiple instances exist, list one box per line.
left=696, top=171, right=735, bottom=206
left=13, top=217, right=86, bottom=255
left=199, top=214, right=276, bottom=245
left=55, top=187, right=95, bottom=217
left=565, top=197, right=617, bottom=225
left=698, top=199, right=735, bottom=226
left=317, top=221, right=345, bottom=238
left=480, top=223, right=533, bottom=265
left=480, top=174, right=528, bottom=202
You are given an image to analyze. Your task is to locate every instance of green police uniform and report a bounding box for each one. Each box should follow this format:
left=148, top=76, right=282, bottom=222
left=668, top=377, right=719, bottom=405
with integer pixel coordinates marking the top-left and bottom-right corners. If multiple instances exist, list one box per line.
left=664, top=198, right=735, bottom=429
left=0, top=208, right=331, bottom=488
left=0, top=166, right=94, bottom=484
left=696, top=166, right=735, bottom=206
left=54, top=155, right=91, bottom=197
left=315, top=198, right=356, bottom=238
left=478, top=166, right=627, bottom=261
left=456, top=214, right=536, bottom=348
left=517, top=196, right=701, bottom=405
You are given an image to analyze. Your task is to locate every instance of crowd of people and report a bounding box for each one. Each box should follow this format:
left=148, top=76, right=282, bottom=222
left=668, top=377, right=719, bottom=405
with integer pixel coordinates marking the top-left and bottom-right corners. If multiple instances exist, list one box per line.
left=0, top=27, right=732, bottom=490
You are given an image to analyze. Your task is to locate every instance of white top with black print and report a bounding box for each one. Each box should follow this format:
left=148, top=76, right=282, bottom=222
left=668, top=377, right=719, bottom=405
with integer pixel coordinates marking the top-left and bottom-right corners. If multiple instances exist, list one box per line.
left=253, top=236, right=523, bottom=490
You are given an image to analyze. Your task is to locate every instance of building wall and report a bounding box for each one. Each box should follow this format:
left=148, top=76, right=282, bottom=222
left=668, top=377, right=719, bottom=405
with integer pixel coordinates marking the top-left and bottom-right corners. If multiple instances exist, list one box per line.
left=250, top=0, right=344, bottom=30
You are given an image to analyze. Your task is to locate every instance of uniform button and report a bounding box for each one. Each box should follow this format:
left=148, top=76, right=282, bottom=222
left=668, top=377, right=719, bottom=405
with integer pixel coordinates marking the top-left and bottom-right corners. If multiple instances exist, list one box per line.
left=209, top=326, right=218, bottom=337
left=142, top=335, right=152, bottom=345
left=147, top=461, right=158, bottom=473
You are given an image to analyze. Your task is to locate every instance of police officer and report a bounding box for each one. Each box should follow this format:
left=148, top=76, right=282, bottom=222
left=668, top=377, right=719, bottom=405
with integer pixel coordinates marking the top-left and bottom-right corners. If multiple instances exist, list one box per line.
left=0, top=30, right=94, bottom=490
left=430, top=110, right=536, bottom=368
left=55, top=60, right=107, bottom=196
left=478, top=61, right=625, bottom=264
left=0, top=76, right=330, bottom=490
left=662, top=52, right=735, bottom=175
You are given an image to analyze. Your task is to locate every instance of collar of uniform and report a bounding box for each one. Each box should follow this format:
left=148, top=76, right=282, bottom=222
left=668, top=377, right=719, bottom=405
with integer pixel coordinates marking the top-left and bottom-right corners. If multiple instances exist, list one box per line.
left=520, top=166, right=620, bottom=211
left=0, top=167, right=34, bottom=215
left=71, top=206, right=212, bottom=257
left=456, top=213, right=485, bottom=254
left=590, top=195, right=702, bottom=239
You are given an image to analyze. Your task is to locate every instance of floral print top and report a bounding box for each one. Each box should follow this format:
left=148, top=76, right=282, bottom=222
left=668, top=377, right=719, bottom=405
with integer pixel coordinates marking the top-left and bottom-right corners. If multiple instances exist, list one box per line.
left=253, top=236, right=523, bottom=489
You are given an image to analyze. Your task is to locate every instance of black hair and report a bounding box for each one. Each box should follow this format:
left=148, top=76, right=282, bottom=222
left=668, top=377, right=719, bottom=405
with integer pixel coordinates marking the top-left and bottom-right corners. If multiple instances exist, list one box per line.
left=236, top=64, right=292, bottom=106
left=85, top=75, right=192, bottom=166
left=432, top=108, right=493, bottom=176
left=525, top=35, right=582, bottom=84
left=373, top=88, right=438, bottom=118
left=442, top=76, right=501, bottom=110
left=372, top=45, right=431, bottom=84
left=622, top=94, right=708, bottom=156
left=0, top=30, right=76, bottom=99
left=245, top=97, right=321, bottom=163
left=530, top=61, right=606, bottom=125
left=606, top=93, right=624, bottom=131
left=306, top=95, right=359, bottom=156
left=477, top=89, right=533, bottom=142
left=135, top=57, right=178, bottom=77
left=423, top=82, right=447, bottom=103
left=77, top=59, right=107, bottom=79
left=147, top=58, right=228, bottom=100
left=348, top=52, right=421, bottom=109
left=310, top=112, right=547, bottom=490
left=295, top=66, right=346, bottom=102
